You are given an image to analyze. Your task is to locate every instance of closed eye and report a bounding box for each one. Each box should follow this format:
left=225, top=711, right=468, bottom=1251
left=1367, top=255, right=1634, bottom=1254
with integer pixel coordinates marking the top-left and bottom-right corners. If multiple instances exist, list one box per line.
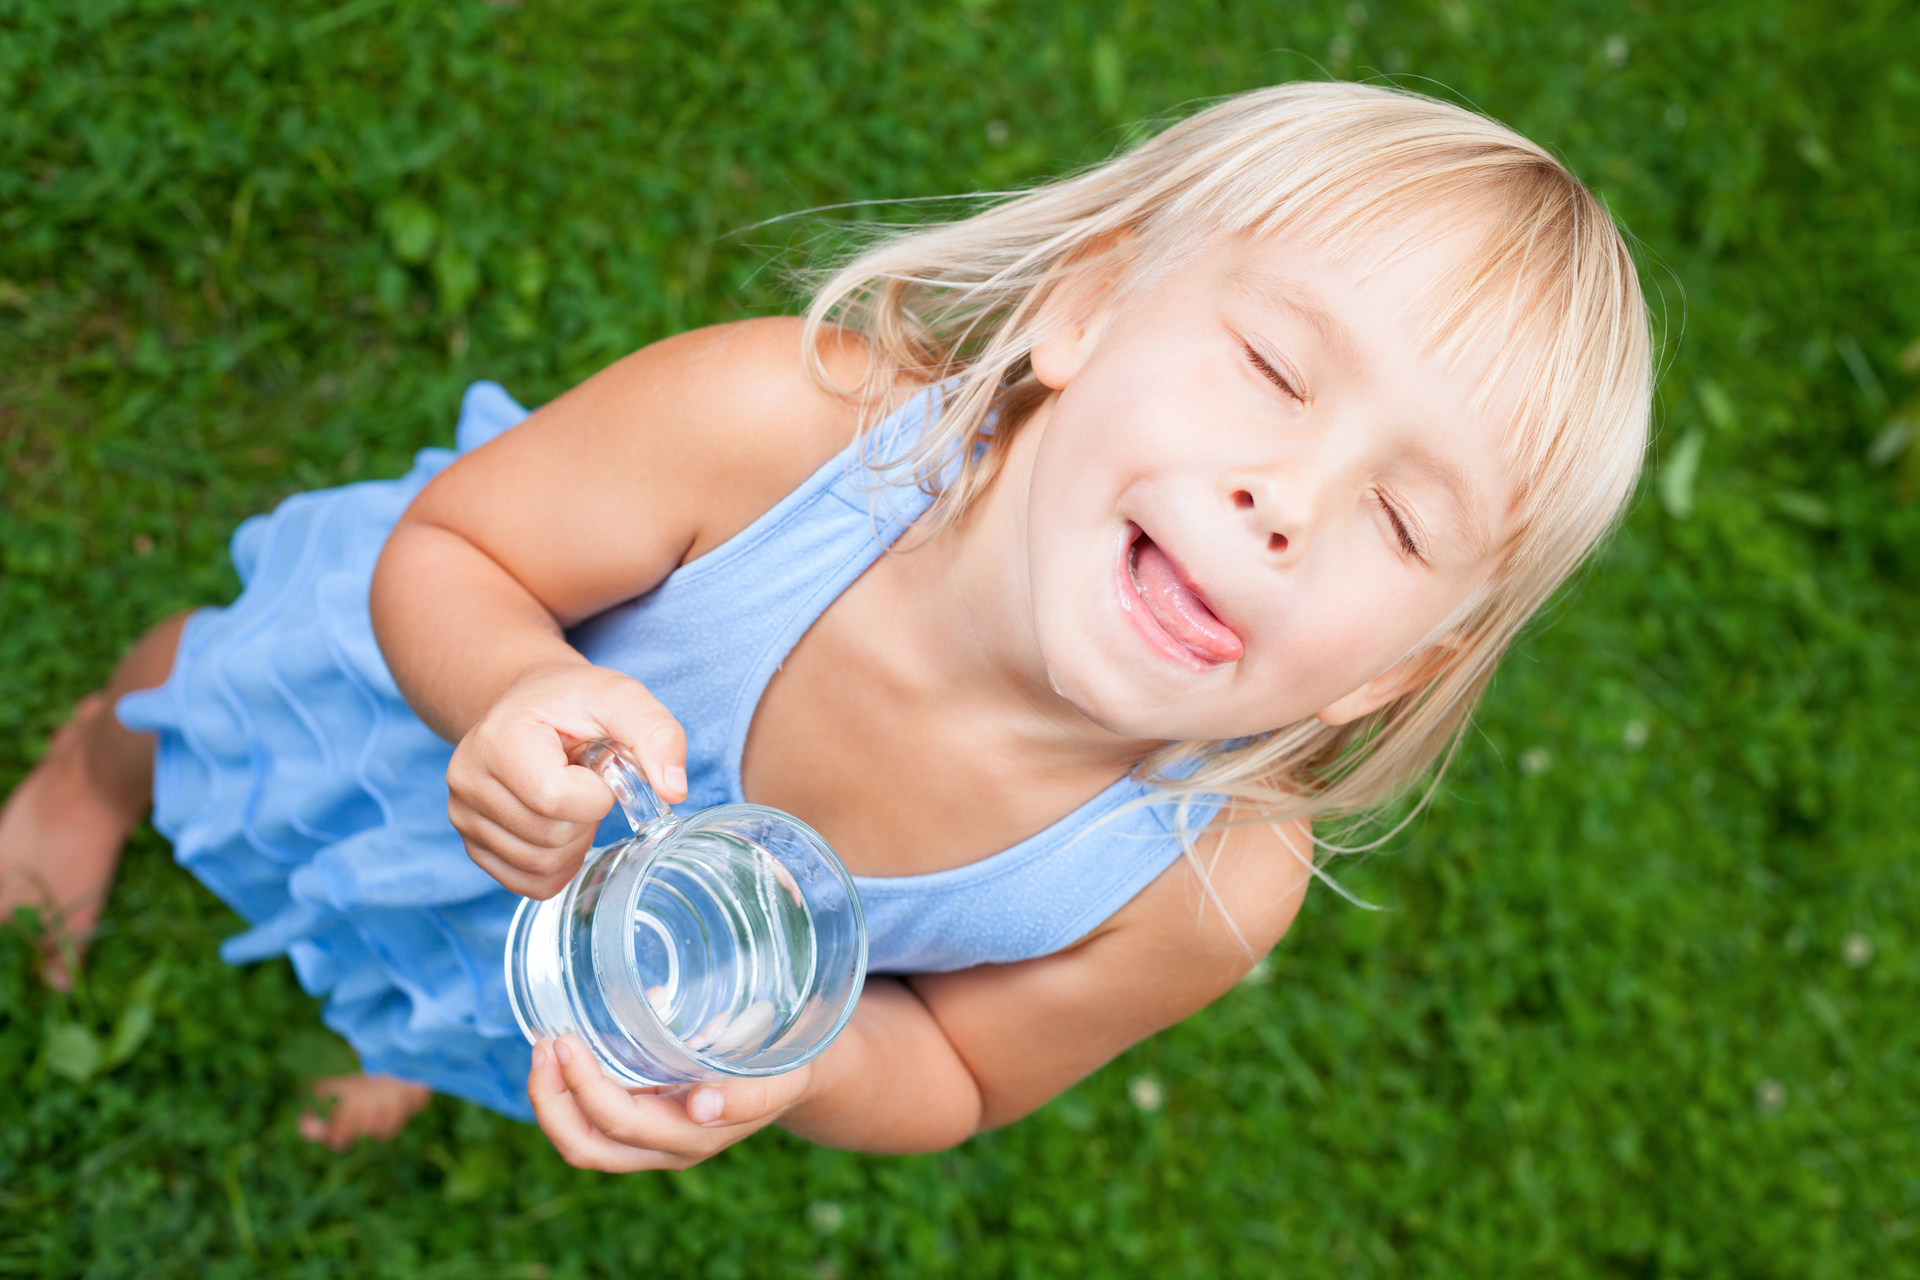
left=1377, top=492, right=1422, bottom=559
left=1242, top=342, right=1305, bottom=403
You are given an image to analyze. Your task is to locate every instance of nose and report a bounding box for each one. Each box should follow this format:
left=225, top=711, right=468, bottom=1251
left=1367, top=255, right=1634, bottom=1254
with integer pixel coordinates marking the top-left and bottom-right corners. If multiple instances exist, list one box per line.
left=1228, top=474, right=1309, bottom=559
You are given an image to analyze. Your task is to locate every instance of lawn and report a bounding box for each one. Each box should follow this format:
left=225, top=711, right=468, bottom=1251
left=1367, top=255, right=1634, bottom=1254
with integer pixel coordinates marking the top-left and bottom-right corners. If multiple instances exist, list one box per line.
left=2, top=1, right=1917, bottom=1275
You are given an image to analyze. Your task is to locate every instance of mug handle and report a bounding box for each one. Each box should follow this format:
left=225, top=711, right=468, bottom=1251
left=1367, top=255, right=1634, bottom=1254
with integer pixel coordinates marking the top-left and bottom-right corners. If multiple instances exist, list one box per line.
left=568, top=739, right=676, bottom=836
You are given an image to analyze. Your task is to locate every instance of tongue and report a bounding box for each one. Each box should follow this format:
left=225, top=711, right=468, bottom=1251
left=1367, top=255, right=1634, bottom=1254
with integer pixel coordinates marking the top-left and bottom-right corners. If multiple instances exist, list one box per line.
left=1133, top=537, right=1244, bottom=664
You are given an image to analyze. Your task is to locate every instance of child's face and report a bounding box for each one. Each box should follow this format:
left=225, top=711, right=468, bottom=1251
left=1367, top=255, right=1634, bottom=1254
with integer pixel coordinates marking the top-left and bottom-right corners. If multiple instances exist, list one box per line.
left=1024, top=229, right=1520, bottom=742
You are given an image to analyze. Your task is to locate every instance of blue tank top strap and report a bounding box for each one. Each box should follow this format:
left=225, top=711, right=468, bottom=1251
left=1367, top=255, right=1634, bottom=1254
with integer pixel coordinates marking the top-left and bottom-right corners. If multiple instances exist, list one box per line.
left=568, top=384, right=1224, bottom=974
left=566, top=390, right=947, bottom=820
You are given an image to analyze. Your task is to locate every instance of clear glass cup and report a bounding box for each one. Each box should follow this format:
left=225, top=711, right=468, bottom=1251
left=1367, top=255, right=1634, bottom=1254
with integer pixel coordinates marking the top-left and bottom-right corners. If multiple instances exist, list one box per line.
left=504, top=740, right=867, bottom=1087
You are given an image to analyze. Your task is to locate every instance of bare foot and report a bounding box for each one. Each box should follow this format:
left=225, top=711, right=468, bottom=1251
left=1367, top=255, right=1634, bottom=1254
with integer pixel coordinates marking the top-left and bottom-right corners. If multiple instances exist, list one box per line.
left=0, top=695, right=144, bottom=986
left=299, top=1073, right=435, bottom=1150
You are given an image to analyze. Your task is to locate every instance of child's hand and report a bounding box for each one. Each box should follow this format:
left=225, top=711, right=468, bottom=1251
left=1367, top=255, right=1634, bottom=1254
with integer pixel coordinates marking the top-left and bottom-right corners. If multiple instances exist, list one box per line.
left=528, top=1035, right=814, bottom=1172
left=447, top=662, right=688, bottom=899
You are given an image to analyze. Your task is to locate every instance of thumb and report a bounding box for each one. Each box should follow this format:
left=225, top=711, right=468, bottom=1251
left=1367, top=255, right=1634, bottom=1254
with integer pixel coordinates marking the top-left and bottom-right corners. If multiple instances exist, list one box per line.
left=685, top=1064, right=813, bottom=1128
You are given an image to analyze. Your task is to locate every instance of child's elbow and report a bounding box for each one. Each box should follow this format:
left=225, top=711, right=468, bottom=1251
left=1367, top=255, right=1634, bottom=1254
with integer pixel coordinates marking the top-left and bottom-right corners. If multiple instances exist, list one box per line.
left=883, top=1074, right=988, bottom=1155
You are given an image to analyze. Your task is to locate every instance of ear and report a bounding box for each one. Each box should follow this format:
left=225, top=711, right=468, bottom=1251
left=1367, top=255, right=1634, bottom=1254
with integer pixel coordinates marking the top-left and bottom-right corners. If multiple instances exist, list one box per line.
left=1313, top=645, right=1453, bottom=727
left=1030, top=304, right=1112, bottom=390
left=1029, top=232, right=1130, bottom=390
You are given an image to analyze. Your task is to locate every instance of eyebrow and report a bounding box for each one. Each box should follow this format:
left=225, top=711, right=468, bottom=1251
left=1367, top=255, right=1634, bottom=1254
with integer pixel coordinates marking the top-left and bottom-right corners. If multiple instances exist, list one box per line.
left=1398, top=439, right=1496, bottom=561
left=1225, top=266, right=1370, bottom=384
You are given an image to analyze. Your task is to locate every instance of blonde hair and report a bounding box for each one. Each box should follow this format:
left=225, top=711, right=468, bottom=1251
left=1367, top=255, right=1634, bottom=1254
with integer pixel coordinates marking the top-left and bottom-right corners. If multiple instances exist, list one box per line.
left=800, top=81, right=1651, bottom=857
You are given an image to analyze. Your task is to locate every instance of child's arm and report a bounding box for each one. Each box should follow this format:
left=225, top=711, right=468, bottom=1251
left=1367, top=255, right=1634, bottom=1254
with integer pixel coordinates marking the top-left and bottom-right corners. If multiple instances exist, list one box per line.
left=527, top=813, right=1312, bottom=1168
left=370, top=318, right=875, bottom=898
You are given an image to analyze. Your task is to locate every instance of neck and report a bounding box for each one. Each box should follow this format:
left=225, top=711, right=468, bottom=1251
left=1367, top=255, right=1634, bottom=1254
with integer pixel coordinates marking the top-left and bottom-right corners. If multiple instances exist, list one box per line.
left=870, top=397, right=1164, bottom=776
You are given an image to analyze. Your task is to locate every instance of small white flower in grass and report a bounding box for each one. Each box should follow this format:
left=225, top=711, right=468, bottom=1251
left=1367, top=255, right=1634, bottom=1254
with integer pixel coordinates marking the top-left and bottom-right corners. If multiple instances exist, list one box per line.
left=1843, top=932, right=1874, bottom=968
left=806, top=1201, right=845, bottom=1235
left=1604, top=34, right=1630, bottom=67
left=1128, top=1074, right=1165, bottom=1113
left=1623, top=720, right=1649, bottom=750
left=1239, top=956, right=1275, bottom=987
left=1755, top=1079, right=1787, bottom=1114
left=1518, top=746, right=1552, bottom=777
left=985, top=119, right=1009, bottom=147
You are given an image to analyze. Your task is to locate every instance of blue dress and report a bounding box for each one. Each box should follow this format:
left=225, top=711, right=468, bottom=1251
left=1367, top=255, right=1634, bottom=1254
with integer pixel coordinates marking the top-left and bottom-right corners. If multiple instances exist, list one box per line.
left=118, top=382, right=1222, bottom=1121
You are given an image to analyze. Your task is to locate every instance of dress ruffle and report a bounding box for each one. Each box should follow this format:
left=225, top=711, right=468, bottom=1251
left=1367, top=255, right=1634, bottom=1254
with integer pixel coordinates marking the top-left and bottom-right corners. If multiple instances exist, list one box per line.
left=117, top=382, right=539, bottom=1120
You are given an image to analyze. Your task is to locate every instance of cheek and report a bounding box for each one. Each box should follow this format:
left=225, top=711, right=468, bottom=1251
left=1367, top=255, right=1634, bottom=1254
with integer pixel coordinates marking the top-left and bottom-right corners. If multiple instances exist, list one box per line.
left=1241, top=558, right=1428, bottom=700
left=1025, top=503, right=1123, bottom=671
left=1286, top=563, right=1460, bottom=681
left=1020, top=410, right=1141, bottom=593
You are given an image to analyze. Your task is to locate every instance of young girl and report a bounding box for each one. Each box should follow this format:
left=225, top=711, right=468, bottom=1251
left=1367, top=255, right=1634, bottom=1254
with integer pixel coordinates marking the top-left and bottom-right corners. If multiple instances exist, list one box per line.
left=0, top=82, right=1649, bottom=1168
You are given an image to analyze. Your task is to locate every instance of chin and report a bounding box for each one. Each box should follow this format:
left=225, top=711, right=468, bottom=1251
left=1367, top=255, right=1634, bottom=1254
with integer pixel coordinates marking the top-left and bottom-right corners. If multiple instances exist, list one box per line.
left=1046, top=657, right=1225, bottom=741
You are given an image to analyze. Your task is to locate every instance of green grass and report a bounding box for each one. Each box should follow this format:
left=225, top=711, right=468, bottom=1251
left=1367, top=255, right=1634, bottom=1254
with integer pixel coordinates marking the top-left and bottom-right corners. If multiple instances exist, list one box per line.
left=3, top=0, right=1918, bottom=1275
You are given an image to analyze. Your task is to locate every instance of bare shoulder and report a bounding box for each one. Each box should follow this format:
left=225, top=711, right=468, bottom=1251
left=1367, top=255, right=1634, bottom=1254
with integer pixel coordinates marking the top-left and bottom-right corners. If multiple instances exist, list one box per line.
left=566, top=316, right=883, bottom=561
left=618, top=318, right=880, bottom=471
left=1093, top=810, right=1314, bottom=993
left=402, top=317, right=896, bottom=624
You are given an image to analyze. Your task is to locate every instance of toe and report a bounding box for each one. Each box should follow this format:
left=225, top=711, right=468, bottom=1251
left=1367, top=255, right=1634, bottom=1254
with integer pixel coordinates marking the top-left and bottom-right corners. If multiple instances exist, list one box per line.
left=325, top=1111, right=358, bottom=1152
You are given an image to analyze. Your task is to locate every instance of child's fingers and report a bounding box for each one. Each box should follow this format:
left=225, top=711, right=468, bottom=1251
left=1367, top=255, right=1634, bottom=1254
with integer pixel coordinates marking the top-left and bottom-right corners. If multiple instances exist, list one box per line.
left=589, top=699, right=689, bottom=804
left=448, top=805, right=592, bottom=899
left=526, top=1040, right=683, bottom=1172
left=449, top=767, right=599, bottom=855
left=526, top=1035, right=814, bottom=1173
left=555, top=1034, right=811, bottom=1148
left=477, top=719, right=621, bottom=825
left=548, top=1036, right=716, bottom=1158
left=458, top=838, right=573, bottom=901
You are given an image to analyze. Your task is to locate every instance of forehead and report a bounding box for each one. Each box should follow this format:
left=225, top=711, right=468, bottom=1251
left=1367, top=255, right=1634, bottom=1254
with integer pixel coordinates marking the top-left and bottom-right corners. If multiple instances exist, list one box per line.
left=1203, top=222, right=1500, bottom=343
left=1221, top=228, right=1529, bottom=432
left=1184, top=228, right=1522, bottom=392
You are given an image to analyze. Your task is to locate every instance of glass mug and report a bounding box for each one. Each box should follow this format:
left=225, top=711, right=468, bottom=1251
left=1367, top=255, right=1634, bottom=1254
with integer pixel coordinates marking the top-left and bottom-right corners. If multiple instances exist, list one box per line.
left=504, top=740, right=867, bottom=1087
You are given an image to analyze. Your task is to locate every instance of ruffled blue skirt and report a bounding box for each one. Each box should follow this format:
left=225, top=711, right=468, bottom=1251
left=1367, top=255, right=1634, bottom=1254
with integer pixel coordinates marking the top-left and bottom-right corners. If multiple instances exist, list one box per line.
left=117, top=383, right=539, bottom=1121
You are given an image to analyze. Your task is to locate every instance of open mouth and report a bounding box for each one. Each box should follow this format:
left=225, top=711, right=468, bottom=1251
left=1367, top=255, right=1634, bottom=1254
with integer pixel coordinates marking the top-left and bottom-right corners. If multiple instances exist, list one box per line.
left=1119, top=524, right=1244, bottom=668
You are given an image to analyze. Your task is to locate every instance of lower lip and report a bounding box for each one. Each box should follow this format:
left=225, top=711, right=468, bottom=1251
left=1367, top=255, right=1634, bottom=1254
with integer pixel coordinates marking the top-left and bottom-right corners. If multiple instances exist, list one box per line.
left=1112, top=527, right=1224, bottom=673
